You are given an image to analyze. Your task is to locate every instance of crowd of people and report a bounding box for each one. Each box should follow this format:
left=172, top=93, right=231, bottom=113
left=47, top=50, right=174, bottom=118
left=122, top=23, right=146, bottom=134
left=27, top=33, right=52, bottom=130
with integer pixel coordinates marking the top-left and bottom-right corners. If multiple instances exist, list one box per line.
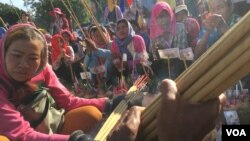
left=0, top=0, right=249, bottom=141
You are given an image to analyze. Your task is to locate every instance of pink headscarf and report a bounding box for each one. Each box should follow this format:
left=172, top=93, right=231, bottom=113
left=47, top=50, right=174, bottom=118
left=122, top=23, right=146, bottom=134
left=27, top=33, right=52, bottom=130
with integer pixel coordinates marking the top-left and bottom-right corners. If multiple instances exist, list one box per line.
left=0, top=24, right=48, bottom=92
left=184, top=17, right=200, bottom=47
left=150, top=1, right=176, bottom=40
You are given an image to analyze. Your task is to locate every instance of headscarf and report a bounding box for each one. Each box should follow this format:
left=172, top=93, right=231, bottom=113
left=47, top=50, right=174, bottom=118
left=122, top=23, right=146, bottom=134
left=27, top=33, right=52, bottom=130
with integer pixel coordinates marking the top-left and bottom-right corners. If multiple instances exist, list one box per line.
left=115, top=19, right=135, bottom=60
left=0, top=24, right=48, bottom=90
left=158, top=0, right=177, bottom=8
left=51, top=34, right=67, bottom=64
left=89, top=25, right=111, bottom=48
left=115, top=19, right=135, bottom=47
left=184, top=17, right=200, bottom=47
left=150, top=1, right=176, bottom=40
left=60, top=29, right=75, bottom=42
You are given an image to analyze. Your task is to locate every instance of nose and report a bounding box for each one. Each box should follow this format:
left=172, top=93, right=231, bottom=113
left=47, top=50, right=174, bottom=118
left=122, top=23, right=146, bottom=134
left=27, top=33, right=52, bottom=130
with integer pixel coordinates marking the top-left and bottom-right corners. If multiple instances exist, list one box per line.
left=19, top=58, right=30, bottom=69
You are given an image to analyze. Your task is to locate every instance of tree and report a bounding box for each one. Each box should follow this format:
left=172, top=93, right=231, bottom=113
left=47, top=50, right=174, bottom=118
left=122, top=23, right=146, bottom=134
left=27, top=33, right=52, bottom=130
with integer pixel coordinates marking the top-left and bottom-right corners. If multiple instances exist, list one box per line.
left=0, top=3, right=24, bottom=27
left=26, top=0, right=108, bottom=31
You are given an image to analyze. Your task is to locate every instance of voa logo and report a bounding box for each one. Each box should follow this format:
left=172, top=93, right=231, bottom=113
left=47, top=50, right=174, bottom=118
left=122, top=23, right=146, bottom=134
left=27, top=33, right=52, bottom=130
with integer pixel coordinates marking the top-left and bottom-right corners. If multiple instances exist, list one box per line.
left=226, top=129, right=246, bottom=136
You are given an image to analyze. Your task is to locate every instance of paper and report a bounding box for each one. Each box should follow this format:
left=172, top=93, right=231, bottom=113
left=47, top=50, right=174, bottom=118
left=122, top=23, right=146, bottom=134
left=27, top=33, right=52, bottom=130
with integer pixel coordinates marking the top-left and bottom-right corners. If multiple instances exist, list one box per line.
left=158, top=48, right=180, bottom=59
left=224, top=110, right=240, bottom=125
left=122, top=53, right=127, bottom=61
left=80, top=72, right=91, bottom=80
left=180, top=47, right=194, bottom=60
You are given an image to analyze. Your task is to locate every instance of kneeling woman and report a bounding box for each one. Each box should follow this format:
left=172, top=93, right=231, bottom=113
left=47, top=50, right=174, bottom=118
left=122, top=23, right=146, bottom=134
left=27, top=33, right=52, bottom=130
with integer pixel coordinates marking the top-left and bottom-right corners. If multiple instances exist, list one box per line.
left=110, top=19, right=150, bottom=88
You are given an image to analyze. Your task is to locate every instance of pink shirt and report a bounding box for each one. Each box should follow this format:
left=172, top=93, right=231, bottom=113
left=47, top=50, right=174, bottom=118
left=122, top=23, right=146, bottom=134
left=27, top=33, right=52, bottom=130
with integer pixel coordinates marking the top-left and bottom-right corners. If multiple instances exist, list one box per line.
left=0, top=65, right=108, bottom=141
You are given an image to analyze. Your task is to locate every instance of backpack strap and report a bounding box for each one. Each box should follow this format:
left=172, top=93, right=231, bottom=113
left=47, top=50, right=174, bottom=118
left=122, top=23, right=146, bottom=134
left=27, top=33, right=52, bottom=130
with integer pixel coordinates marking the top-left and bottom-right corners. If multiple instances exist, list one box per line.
left=30, top=94, right=50, bottom=129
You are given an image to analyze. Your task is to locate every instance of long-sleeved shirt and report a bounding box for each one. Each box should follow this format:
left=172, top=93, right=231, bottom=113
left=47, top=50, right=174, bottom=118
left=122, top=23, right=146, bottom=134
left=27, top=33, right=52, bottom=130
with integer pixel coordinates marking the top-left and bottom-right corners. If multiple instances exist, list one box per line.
left=0, top=64, right=108, bottom=141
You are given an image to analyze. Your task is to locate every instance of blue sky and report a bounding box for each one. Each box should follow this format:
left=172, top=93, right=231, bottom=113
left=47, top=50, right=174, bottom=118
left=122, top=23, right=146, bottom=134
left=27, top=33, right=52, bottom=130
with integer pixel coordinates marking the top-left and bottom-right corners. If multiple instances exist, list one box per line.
left=0, top=0, right=26, bottom=10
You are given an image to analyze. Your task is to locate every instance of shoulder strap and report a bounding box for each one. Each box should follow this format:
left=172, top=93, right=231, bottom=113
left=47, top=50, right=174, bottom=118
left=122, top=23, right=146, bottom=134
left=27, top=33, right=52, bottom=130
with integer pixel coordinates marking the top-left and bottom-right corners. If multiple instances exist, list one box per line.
left=31, top=94, right=50, bottom=129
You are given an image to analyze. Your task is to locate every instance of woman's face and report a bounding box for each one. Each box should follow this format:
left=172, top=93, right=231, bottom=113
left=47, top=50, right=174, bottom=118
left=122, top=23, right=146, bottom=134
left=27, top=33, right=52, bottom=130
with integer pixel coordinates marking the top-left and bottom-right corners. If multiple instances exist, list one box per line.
left=21, top=14, right=29, bottom=22
left=157, top=11, right=171, bottom=29
left=62, top=33, right=70, bottom=42
left=210, top=0, right=231, bottom=19
left=58, top=38, right=64, bottom=48
left=91, top=30, right=106, bottom=45
left=5, top=39, right=43, bottom=82
left=116, top=22, right=129, bottom=40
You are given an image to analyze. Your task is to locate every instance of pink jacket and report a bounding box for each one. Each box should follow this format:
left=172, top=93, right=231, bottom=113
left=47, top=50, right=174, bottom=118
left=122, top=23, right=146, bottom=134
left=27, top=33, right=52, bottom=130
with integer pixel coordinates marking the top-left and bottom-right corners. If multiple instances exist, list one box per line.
left=111, top=35, right=148, bottom=67
left=0, top=24, right=107, bottom=141
left=0, top=65, right=107, bottom=141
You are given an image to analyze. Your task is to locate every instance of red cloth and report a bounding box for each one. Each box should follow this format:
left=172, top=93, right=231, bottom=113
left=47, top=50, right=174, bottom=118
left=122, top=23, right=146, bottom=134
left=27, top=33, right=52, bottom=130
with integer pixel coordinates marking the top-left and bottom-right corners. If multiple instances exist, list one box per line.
left=51, top=34, right=67, bottom=64
left=127, top=0, right=133, bottom=6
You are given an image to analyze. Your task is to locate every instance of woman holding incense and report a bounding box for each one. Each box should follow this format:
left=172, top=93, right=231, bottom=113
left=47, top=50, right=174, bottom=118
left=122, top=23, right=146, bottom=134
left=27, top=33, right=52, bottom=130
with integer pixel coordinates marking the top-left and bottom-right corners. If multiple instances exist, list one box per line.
left=106, top=79, right=225, bottom=141
left=194, top=0, right=240, bottom=59
left=0, top=24, right=137, bottom=141
left=88, top=25, right=114, bottom=91
left=110, top=19, right=150, bottom=88
left=83, top=38, right=112, bottom=95
left=61, top=30, right=84, bottom=80
left=50, top=34, right=75, bottom=86
left=150, top=1, right=190, bottom=81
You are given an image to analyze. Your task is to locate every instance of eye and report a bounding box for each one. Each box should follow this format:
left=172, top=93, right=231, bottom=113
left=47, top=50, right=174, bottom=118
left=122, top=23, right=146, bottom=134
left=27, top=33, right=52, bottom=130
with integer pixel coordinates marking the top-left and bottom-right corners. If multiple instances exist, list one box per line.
left=30, top=57, right=39, bottom=61
left=29, top=56, right=40, bottom=61
left=11, top=53, right=22, bottom=58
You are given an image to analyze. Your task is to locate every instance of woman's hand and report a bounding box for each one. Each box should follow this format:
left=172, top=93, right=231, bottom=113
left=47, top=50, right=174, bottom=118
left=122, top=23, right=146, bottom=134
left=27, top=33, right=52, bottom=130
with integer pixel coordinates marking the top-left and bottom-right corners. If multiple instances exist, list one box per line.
left=84, top=38, right=98, bottom=53
left=107, top=106, right=145, bottom=141
left=157, top=79, right=224, bottom=141
left=204, top=14, right=228, bottom=33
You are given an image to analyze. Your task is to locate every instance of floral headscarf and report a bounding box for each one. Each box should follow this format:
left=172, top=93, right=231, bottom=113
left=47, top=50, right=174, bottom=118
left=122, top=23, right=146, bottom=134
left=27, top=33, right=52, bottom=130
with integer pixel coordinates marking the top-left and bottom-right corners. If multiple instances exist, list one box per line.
left=150, top=1, right=176, bottom=40
left=115, top=18, right=135, bottom=48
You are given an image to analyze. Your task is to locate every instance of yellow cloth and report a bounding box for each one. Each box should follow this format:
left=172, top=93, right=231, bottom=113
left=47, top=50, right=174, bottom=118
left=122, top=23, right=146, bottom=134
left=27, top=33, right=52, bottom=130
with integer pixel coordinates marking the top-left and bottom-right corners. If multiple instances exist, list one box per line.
left=108, top=0, right=116, bottom=11
left=0, top=136, right=10, bottom=141
left=137, top=15, right=143, bottom=29
left=60, top=106, right=102, bottom=134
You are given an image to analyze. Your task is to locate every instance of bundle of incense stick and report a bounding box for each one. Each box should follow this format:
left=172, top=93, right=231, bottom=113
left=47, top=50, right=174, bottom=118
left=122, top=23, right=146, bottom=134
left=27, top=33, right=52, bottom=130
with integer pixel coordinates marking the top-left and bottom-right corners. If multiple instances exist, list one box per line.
left=94, top=75, right=149, bottom=141
left=140, top=11, right=250, bottom=141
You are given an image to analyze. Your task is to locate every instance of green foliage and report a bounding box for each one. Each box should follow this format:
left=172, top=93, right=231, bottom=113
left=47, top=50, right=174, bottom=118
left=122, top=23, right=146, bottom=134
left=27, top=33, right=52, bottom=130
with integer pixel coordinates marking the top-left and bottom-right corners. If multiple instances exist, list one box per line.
left=26, top=0, right=108, bottom=30
left=0, top=3, right=24, bottom=26
left=0, top=0, right=109, bottom=30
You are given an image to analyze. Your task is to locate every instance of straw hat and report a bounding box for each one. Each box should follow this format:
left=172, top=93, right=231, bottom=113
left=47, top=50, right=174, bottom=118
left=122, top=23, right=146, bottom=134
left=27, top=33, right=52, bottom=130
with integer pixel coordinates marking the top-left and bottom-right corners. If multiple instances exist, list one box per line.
left=49, top=8, right=64, bottom=16
left=174, top=4, right=188, bottom=14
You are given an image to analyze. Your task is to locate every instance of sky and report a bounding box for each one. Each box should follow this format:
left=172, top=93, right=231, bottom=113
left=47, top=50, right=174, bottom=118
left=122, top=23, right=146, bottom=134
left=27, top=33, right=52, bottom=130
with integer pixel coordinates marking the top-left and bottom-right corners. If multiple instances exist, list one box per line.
left=0, top=0, right=26, bottom=10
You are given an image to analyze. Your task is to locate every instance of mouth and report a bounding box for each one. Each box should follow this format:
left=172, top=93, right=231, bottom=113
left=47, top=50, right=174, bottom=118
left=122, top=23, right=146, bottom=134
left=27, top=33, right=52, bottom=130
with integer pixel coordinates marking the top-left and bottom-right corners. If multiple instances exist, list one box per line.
left=16, top=71, right=29, bottom=76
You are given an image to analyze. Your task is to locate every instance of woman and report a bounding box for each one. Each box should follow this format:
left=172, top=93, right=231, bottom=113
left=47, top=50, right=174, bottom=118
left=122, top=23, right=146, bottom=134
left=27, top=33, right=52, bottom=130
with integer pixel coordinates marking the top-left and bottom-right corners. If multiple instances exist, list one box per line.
left=83, top=38, right=111, bottom=95
left=110, top=19, right=149, bottom=89
left=88, top=25, right=112, bottom=49
left=195, top=0, right=240, bottom=59
left=49, top=8, right=70, bottom=35
left=19, top=12, right=36, bottom=27
left=88, top=25, right=113, bottom=91
left=150, top=1, right=189, bottom=81
left=104, top=0, right=123, bottom=24
left=0, top=24, right=108, bottom=140
left=61, top=30, right=84, bottom=80
left=51, top=34, right=75, bottom=86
